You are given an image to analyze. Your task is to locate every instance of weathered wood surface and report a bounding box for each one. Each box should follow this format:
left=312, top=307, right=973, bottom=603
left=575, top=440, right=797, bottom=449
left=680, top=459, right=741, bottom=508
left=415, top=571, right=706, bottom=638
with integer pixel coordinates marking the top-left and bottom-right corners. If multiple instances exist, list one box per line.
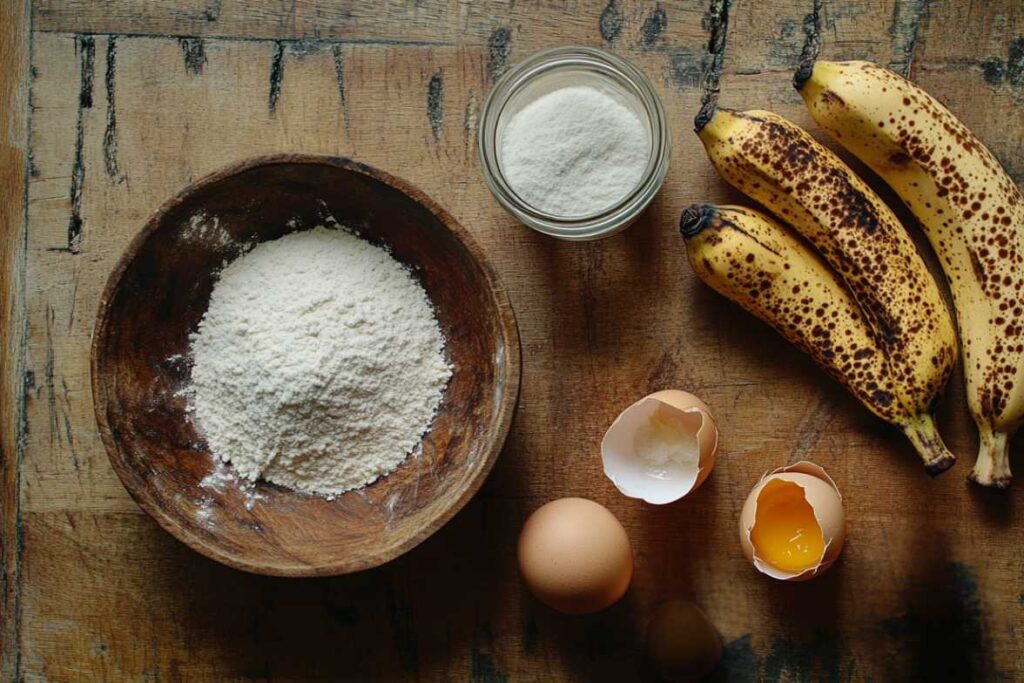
left=4, top=0, right=1024, bottom=680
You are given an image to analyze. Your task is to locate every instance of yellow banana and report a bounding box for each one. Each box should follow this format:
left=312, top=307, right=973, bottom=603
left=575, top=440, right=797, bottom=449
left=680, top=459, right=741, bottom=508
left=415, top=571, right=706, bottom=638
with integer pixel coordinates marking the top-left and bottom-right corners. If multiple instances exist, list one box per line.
left=796, top=60, right=1024, bottom=488
left=695, top=107, right=959, bottom=469
left=681, top=204, right=954, bottom=473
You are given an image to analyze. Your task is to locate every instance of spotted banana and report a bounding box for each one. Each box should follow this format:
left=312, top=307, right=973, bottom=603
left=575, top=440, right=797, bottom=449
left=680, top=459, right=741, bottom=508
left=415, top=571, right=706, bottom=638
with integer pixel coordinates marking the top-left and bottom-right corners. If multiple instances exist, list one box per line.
left=681, top=204, right=954, bottom=473
left=796, top=60, right=1024, bottom=487
left=695, top=106, right=959, bottom=475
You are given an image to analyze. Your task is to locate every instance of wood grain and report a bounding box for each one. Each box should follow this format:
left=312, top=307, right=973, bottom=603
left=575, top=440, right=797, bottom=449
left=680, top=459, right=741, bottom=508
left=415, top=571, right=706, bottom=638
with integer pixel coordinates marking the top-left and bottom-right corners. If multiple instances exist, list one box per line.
left=6, top=0, right=1024, bottom=680
left=0, top=0, right=30, bottom=679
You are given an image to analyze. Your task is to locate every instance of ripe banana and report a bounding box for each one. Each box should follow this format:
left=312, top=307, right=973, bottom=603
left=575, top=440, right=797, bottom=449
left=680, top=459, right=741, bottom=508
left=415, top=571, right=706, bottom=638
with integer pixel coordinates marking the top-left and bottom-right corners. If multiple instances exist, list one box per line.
left=695, top=107, right=959, bottom=473
left=796, top=60, right=1024, bottom=488
left=681, top=204, right=954, bottom=473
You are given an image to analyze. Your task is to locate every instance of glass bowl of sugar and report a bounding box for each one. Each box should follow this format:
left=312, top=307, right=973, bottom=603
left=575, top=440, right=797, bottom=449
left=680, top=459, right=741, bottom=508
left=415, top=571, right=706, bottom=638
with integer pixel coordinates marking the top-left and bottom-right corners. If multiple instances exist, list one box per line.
left=479, top=46, right=670, bottom=240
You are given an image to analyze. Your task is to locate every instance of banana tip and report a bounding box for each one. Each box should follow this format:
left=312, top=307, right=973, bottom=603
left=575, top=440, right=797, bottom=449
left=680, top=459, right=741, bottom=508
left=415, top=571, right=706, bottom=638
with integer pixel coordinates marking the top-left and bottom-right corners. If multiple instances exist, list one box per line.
left=967, top=470, right=1012, bottom=490
left=793, top=59, right=815, bottom=91
left=680, top=204, right=712, bottom=239
left=924, top=453, right=956, bottom=478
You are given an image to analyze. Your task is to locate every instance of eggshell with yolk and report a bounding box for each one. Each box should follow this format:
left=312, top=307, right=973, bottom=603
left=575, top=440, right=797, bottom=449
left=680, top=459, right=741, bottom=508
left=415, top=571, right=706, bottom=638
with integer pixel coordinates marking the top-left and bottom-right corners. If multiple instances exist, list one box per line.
left=738, top=461, right=845, bottom=581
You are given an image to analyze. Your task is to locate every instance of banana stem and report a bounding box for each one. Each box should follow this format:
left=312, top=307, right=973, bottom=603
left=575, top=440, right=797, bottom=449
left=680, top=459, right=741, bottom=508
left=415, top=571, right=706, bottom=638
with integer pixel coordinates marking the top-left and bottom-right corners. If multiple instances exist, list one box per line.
left=970, top=428, right=1012, bottom=489
left=901, top=413, right=956, bottom=477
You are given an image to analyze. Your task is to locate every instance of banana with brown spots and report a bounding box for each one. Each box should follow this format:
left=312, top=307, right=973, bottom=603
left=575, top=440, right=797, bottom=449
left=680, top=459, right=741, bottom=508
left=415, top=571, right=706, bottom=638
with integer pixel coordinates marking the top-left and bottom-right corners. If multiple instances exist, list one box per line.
left=796, top=60, right=1024, bottom=488
left=681, top=204, right=954, bottom=473
left=695, top=107, right=959, bottom=476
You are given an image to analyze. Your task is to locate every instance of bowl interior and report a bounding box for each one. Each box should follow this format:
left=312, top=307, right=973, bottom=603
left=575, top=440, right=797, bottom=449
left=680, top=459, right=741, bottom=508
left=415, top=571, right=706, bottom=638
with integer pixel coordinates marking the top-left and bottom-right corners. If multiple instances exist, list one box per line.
left=92, top=157, right=519, bottom=576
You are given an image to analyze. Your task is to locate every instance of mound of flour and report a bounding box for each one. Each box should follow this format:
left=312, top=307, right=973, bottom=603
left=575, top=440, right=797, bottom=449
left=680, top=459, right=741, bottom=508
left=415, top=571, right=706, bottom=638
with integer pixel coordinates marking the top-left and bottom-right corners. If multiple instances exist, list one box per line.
left=188, top=226, right=452, bottom=497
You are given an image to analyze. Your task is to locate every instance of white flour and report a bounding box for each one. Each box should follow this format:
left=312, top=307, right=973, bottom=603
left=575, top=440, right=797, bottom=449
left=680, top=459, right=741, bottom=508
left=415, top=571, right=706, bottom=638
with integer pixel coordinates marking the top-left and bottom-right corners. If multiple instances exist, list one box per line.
left=499, top=84, right=651, bottom=217
left=188, top=226, right=452, bottom=498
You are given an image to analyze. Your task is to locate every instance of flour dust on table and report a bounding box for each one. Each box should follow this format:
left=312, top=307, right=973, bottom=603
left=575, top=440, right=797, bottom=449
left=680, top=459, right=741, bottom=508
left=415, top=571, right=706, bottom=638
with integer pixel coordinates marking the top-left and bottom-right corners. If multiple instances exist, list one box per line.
left=188, top=225, right=453, bottom=498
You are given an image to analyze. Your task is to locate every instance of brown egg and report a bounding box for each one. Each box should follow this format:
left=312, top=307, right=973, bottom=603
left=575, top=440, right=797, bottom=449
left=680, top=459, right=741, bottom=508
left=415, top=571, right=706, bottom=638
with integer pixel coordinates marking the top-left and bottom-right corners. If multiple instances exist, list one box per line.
left=646, top=600, right=722, bottom=680
left=517, top=498, right=633, bottom=614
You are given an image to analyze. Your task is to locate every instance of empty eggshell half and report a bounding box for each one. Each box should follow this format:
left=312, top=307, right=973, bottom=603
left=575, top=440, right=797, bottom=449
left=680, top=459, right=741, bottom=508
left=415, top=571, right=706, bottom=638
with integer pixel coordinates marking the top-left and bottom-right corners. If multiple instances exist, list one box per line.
left=601, top=390, right=719, bottom=504
left=738, top=461, right=845, bottom=581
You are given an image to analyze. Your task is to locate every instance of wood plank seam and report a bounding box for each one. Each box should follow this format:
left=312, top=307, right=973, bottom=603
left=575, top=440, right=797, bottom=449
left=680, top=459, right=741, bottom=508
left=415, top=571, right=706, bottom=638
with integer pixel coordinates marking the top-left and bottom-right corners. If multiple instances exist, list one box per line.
left=34, top=29, right=454, bottom=48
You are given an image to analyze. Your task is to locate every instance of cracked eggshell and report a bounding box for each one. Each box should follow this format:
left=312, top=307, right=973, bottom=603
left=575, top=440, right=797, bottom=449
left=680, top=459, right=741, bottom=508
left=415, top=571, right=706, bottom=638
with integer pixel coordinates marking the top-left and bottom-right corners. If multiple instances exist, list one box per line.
left=738, top=461, right=845, bottom=581
left=601, top=390, right=719, bottom=505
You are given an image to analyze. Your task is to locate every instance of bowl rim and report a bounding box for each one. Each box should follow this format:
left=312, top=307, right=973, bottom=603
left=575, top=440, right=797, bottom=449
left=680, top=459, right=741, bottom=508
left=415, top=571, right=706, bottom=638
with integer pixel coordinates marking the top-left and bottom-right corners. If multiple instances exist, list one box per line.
left=90, top=153, right=522, bottom=577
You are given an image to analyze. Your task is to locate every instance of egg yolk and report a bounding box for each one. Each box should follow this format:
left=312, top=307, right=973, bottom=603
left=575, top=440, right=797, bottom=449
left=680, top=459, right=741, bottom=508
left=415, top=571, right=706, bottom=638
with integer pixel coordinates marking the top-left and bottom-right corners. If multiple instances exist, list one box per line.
left=749, top=479, right=825, bottom=573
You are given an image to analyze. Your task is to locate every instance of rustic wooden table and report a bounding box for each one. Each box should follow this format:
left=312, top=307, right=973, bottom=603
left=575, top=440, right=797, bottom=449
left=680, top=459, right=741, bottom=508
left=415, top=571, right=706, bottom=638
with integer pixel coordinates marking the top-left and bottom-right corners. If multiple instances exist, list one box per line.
left=3, top=0, right=1024, bottom=680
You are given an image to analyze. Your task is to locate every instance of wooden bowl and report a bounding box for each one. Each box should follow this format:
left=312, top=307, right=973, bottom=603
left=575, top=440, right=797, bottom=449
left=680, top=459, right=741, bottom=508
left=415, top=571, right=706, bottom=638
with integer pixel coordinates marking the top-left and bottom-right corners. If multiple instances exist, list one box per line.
left=91, top=155, right=521, bottom=576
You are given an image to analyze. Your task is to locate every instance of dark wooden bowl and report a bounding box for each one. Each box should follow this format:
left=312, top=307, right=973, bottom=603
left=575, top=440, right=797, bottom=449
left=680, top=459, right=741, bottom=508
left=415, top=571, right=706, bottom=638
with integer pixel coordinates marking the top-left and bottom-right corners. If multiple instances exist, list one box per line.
left=91, top=155, right=521, bottom=577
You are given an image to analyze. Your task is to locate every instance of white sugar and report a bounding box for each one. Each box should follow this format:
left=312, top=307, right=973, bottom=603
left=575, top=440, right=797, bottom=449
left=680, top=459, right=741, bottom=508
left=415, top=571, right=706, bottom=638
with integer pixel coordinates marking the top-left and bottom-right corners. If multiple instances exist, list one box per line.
left=499, top=84, right=651, bottom=217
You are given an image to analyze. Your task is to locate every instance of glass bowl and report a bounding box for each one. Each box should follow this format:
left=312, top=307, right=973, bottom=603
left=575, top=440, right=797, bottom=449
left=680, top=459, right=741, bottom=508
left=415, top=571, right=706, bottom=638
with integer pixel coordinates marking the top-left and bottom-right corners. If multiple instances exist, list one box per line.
left=478, top=46, right=671, bottom=241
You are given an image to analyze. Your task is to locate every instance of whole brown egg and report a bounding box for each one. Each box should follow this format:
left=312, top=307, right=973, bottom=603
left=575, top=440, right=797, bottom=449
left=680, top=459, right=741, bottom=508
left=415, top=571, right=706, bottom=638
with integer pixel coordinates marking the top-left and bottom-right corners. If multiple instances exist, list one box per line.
left=517, top=497, right=633, bottom=615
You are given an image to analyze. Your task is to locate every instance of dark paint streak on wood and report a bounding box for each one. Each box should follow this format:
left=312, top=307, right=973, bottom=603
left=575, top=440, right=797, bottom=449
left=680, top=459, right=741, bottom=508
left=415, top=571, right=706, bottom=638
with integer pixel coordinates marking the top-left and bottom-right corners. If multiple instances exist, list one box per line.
left=268, top=40, right=285, bottom=112
left=175, top=0, right=222, bottom=23
left=669, top=53, right=702, bottom=89
left=980, top=38, right=1024, bottom=94
left=203, top=0, right=222, bottom=22
left=26, top=67, right=38, bottom=178
left=699, top=0, right=732, bottom=113
left=331, top=45, right=346, bottom=107
left=889, top=0, right=932, bottom=78
left=800, top=0, right=823, bottom=64
left=641, top=7, right=667, bottom=48
left=487, top=28, right=512, bottom=83
left=1007, top=37, right=1024, bottom=88
left=102, top=37, right=121, bottom=180
left=709, top=634, right=758, bottom=680
left=287, top=39, right=323, bottom=58
left=178, top=37, right=207, bottom=75
left=427, top=70, right=444, bottom=140
left=67, top=35, right=94, bottom=255
left=878, top=562, right=995, bottom=679
left=471, top=651, right=507, bottom=683
left=599, top=0, right=623, bottom=43
left=331, top=45, right=349, bottom=130
left=43, top=307, right=59, bottom=450
left=982, top=57, right=1006, bottom=86
left=471, top=621, right=508, bottom=683
left=762, top=633, right=846, bottom=682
